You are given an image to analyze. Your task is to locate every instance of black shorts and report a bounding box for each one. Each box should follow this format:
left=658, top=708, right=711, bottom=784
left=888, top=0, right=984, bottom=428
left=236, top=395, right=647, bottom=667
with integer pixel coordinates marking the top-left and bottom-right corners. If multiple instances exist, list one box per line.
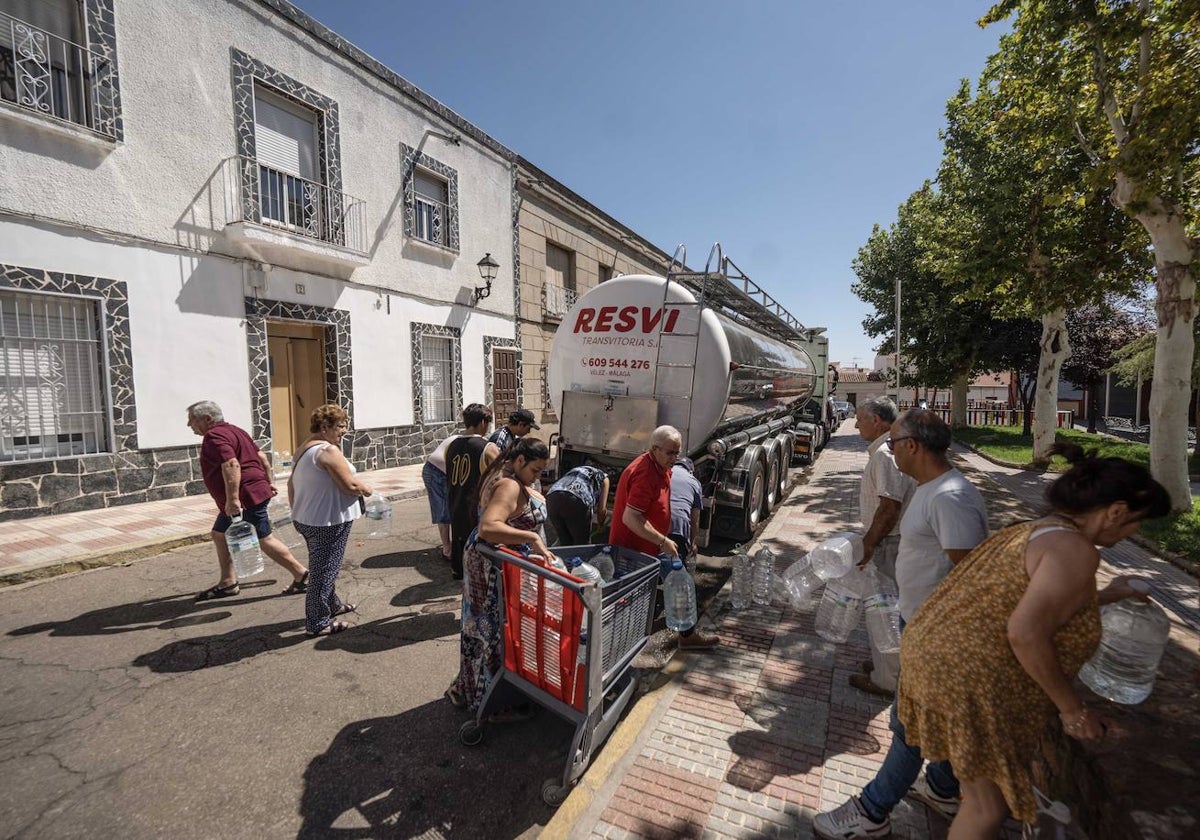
left=213, top=498, right=273, bottom=538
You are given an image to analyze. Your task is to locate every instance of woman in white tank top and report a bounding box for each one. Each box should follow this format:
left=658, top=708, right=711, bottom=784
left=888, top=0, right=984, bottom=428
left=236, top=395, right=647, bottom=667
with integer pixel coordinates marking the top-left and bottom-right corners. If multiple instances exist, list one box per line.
left=288, top=404, right=373, bottom=636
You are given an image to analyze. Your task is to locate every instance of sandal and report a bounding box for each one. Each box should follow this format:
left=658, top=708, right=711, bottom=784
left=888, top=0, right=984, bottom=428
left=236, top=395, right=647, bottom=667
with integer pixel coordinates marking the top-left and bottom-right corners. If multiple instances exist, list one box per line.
left=194, top=582, right=240, bottom=602
left=444, top=683, right=466, bottom=709
left=307, top=620, right=349, bottom=637
left=282, top=571, right=308, bottom=595
left=331, top=602, right=357, bottom=617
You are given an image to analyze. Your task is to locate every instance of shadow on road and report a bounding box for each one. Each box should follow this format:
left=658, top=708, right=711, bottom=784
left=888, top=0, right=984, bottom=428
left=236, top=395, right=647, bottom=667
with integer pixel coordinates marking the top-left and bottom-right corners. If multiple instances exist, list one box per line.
left=297, top=701, right=572, bottom=839
left=6, top=581, right=285, bottom=638
left=131, top=617, right=309, bottom=671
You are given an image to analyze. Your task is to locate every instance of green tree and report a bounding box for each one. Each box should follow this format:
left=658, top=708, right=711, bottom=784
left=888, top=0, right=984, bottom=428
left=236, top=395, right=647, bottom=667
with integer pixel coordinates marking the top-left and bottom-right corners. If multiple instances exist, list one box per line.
left=984, top=0, right=1200, bottom=509
left=1063, top=301, right=1149, bottom=432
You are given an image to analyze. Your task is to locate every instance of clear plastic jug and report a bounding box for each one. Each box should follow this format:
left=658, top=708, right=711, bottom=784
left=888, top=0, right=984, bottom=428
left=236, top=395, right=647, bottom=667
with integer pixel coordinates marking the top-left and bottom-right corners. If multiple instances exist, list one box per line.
left=863, top=572, right=902, bottom=654
left=1079, top=584, right=1170, bottom=704
left=362, top=493, right=392, bottom=539
left=664, top=559, right=698, bottom=632
left=591, top=546, right=615, bottom=582
left=814, top=567, right=866, bottom=643
left=730, top=544, right=753, bottom=610
left=751, top=545, right=776, bottom=606
left=226, top=516, right=263, bottom=579
left=780, top=553, right=824, bottom=610
left=267, top=496, right=303, bottom=550
left=810, top=532, right=865, bottom=581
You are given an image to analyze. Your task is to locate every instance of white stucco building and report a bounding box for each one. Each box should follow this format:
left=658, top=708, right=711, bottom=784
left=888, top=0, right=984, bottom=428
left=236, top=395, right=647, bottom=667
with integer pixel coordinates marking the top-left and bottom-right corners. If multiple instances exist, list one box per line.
left=0, top=0, right=522, bottom=518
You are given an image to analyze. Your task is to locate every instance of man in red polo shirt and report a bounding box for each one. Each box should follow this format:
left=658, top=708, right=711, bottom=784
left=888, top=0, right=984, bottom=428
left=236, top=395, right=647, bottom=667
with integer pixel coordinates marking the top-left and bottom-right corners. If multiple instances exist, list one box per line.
left=187, top=400, right=308, bottom=601
left=610, top=425, right=718, bottom=651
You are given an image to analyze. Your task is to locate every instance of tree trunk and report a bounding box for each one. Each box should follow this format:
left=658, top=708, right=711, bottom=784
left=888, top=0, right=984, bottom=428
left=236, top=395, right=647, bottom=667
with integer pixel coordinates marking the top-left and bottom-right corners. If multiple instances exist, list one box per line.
left=1113, top=174, right=1197, bottom=511
left=1086, top=378, right=1100, bottom=434
left=1033, top=308, right=1070, bottom=463
left=1193, top=387, right=1199, bottom=462
left=951, top=372, right=969, bottom=428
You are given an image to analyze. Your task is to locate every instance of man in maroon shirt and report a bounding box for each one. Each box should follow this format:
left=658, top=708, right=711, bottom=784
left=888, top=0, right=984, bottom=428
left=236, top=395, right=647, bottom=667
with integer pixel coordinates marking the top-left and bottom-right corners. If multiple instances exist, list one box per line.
left=187, top=400, right=308, bottom=601
left=609, top=425, right=718, bottom=651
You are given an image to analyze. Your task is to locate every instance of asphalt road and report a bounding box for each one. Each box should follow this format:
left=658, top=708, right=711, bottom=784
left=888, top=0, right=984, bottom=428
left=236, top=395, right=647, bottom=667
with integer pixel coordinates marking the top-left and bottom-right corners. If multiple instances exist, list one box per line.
left=0, top=491, right=757, bottom=840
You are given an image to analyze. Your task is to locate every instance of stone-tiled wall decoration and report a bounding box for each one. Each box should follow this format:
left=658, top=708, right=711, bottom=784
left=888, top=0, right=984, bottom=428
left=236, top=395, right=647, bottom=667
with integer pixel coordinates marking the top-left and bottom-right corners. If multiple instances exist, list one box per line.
left=230, top=48, right=342, bottom=225
left=410, top=322, right=462, bottom=427
left=243, top=297, right=352, bottom=450
left=0, top=264, right=210, bottom=520
left=84, top=0, right=123, bottom=141
left=401, top=144, right=460, bottom=253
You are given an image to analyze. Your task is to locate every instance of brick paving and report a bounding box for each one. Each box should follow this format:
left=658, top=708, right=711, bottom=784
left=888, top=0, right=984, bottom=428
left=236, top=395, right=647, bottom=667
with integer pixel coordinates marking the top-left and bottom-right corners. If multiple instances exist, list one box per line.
left=564, top=424, right=1197, bottom=840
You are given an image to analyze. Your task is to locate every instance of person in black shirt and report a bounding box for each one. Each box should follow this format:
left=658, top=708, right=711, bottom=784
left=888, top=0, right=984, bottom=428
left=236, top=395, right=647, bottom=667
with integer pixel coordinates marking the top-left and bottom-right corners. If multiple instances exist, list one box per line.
left=445, top=403, right=500, bottom=580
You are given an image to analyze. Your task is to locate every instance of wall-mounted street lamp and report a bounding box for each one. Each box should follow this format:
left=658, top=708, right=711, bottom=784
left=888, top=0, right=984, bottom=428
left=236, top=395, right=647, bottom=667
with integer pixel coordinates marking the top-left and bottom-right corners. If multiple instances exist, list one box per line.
left=474, top=252, right=499, bottom=305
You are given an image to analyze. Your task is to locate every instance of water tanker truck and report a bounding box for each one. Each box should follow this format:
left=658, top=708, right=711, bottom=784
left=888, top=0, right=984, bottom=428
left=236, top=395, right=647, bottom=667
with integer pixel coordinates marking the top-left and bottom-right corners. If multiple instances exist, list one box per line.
left=547, top=253, right=830, bottom=543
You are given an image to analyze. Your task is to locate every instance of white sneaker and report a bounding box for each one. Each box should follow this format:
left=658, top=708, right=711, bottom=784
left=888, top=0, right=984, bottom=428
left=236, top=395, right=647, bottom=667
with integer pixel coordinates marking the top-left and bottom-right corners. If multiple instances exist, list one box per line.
left=907, top=772, right=962, bottom=818
left=813, top=796, right=891, bottom=839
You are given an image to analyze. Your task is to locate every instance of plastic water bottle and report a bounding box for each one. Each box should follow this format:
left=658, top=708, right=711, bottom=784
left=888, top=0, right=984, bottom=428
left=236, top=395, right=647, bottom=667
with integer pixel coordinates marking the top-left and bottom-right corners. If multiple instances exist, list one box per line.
left=541, top=555, right=569, bottom=690
left=591, top=546, right=616, bottom=582
left=780, top=553, right=824, bottom=610
left=226, top=516, right=264, bottom=579
left=863, top=573, right=902, bottom=654
left=569, top=556, right=603, bottom=587
left=363, top=493, right=392, bottom=539
left=267, top=497, right=303, bottom=549
left=730, top=544, right=753, bottom=610
left=1079, top=583, right=1170, bottom=704
left=751, top=545, right=775, bottom=606
left=664, top=559, right=698, bottom=632
left=814, top=568, right=866, bottom=643
left=810, top=532, right=864, bottom=581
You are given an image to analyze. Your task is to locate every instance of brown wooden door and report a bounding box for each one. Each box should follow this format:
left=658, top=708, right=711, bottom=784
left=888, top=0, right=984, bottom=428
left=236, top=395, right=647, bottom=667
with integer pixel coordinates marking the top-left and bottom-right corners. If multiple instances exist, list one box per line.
left=492, top=348, right=518, bottom=420
left=267, top=322, right=326, bottom=455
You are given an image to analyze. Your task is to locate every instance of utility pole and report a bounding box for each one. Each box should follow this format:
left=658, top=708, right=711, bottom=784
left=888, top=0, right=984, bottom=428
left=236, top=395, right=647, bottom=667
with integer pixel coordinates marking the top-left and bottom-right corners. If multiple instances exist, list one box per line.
left=894, top=276, right=902, bottom=393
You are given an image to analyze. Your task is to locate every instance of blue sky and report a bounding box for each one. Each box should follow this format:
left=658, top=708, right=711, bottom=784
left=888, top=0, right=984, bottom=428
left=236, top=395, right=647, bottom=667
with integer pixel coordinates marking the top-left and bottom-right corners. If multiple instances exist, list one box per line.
left=292, top=0, right=1003, bottom=369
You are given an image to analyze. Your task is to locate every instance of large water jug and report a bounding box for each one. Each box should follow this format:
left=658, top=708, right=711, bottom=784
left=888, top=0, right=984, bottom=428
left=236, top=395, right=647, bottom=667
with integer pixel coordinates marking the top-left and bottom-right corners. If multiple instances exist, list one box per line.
left=751, top=545, right=775, bottom=606
left=267, top=496, right=303, bottom=549
left=814, top=568, right=866, bottom=643
left=226, top=516, right=264, bottom=579
left=591, top=546, right=616, bottom=582
left=664, top=560, right=698, bottom=632
left=863, top=572, right=902, bottom=654
left=810, top=533, right=864, bottom=581
left=780, top=553, right=824, bottom=610
left=730, top=544, right=753, bottom=610
left=1079, top=584, right=1170, bottom=704
left=363, top=493, right=392, bottom=539
left=568, top=556, right=603, bottom=587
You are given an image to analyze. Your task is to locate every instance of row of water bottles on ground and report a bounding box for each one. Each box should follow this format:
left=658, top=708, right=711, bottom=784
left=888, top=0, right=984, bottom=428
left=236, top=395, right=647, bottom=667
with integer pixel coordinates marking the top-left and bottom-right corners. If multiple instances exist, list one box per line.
left=729, top=534, right=1172, bottom=705
left=730, top=534, right=901, bottom=654
left=225, top=492, right=394, bottom=579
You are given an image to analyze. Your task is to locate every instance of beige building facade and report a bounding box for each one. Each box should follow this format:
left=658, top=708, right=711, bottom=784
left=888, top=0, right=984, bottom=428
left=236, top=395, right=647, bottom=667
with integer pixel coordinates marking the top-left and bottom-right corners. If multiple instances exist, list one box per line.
left=516, top=159, right=672, bottom=440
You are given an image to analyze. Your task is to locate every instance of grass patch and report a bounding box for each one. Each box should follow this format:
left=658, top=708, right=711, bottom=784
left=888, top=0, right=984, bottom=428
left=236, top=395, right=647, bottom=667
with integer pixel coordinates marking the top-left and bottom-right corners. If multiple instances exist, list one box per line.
left=955, top=425, right=1200, bottom=562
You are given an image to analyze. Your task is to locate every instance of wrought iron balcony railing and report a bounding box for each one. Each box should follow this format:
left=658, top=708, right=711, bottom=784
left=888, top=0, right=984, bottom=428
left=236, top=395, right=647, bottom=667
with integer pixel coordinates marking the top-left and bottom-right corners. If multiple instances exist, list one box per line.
left=412, top=194, right=449, bottom=246
left=543, top=281, right=577, bottom=320
left=0, top=10, right=119, bottom=139
left=226, top=156, right=367, bottom=253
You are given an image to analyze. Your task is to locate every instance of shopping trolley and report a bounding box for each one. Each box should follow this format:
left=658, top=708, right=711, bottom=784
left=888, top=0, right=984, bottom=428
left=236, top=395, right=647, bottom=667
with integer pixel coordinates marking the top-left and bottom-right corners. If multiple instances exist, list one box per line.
left=458, top=542, right=659, bottom=807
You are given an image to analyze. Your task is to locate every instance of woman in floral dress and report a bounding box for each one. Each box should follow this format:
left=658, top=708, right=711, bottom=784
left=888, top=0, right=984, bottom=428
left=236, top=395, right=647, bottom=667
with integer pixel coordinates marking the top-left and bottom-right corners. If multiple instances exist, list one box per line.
left=448, top=437, right=555, bottom=715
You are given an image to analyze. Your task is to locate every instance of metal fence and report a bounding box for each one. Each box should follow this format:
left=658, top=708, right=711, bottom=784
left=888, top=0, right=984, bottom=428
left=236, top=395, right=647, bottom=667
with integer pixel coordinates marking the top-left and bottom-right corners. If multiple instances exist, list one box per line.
left=0, top=10, right=118, bottom=139
left=225, top=156, right=367, bottom=253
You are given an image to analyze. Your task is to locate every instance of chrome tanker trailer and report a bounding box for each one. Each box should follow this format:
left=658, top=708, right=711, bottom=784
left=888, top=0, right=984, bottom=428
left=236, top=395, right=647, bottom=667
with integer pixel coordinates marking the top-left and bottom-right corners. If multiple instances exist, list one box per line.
left=547, top=255, right=827, bottom=542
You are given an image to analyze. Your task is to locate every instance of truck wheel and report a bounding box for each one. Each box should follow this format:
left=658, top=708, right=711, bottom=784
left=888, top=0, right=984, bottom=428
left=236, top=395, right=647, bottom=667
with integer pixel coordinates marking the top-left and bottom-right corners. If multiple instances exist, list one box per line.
left=765, top=447, right=782, bottom=511
left=740, top=458, right=766, bottom=539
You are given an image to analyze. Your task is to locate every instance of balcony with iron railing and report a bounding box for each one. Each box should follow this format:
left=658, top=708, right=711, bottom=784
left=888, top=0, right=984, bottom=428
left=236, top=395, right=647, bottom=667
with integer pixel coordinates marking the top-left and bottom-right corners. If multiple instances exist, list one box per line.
left=224, top=155, right=369, bottom=272
left=0, top=10, right=119, bottom=140
left=542, top=281, right=577, bottom=321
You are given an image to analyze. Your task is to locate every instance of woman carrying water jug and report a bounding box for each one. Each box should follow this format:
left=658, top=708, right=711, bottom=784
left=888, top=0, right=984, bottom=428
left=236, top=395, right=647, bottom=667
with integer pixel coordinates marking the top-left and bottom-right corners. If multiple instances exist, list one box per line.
left=288, top=404, right=373, bottom=636
left=896, top=444, right=1170, bottom=838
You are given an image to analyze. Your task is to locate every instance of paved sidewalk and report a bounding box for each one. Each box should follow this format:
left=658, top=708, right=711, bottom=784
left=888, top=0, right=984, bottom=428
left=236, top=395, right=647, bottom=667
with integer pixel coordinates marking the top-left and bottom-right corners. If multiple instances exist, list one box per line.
left=0, top=462, right=427, bottom=583
left=550, top=425, right=1199, bottom=840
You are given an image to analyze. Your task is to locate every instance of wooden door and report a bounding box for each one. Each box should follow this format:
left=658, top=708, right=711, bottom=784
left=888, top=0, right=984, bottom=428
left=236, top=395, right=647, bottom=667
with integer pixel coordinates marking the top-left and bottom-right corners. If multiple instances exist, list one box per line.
left=267, top=322, right=326, bottom=456
left=492, top=348, right=518, bottom=420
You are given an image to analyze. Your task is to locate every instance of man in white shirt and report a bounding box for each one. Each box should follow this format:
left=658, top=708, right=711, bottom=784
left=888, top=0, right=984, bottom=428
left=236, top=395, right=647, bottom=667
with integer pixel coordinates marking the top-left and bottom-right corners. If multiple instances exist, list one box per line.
left=850, top=397, right=915, bottom=698
left=815, top=409, right=988, bottom=840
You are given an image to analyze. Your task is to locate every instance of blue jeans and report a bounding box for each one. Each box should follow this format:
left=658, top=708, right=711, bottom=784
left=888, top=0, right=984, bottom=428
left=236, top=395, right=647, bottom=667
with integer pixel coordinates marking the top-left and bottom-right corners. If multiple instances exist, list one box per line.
left=859, top=621, right=959, bottom=822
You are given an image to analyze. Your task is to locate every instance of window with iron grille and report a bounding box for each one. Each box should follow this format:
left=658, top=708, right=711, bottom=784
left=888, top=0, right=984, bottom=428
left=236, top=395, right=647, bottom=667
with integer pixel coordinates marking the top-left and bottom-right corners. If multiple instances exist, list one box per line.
left=0, top=290, right=109, bottom=462
left=413, top=169, right=449, bottom=245
left=420, top=334, right=455, bottom=423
